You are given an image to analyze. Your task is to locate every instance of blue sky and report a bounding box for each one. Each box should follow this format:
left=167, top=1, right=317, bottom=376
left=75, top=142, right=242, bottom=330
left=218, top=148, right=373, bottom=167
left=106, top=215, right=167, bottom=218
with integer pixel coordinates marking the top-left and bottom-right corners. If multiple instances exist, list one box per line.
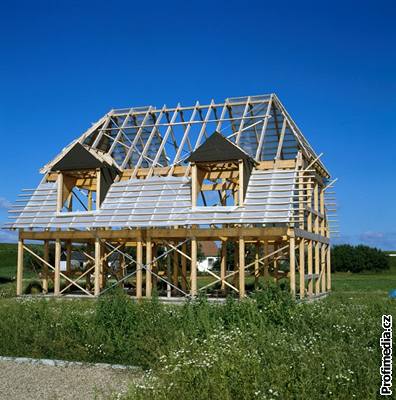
left=0, top=0, right=395, bottom=248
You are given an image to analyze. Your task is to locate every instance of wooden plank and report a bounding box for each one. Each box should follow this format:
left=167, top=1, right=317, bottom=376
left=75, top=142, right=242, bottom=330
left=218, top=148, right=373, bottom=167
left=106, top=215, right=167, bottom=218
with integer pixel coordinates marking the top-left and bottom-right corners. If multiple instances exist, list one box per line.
left=94, top=238, right=101, bottom=296
left=289, top=236, right=296, bottom=296
left=16, top=236, right=24, bottom=296
left=299, top=238, right=305, bottom=299
left=146, top=238, right=152, bottom=298
left=190, top=237, right=197, bottom=296
left=239, top=237, right=245, bottom=298
left=136, top=237, right=143, bottom=299
left=54, top=239, right=61, bottom=296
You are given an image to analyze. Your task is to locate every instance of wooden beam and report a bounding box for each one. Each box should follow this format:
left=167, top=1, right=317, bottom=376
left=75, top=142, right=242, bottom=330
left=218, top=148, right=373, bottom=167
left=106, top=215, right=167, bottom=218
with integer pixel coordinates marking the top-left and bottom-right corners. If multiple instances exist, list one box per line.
left=54, top=239, right=61, bottom=296
left=190, top=237, right=197, bottom=296
left=146, top=238, right=152, bottom=298
left=254, top=242, right=260, bottom=289
left=239, top=236, right=245, bottom=298
left=221, top=240, right=227, bottom=291
left=181, top=242, right=187, bottom=291
left=16, top=236, right=24, bottom=296
left=299, top=238, right=305, bottom=299
left=289, top=236, right=296, bottom=296
left=56, top=172, right=63, bottom=212
left=238, top=160, right=244, bottom=206
left=42, top=240, right=49, bottom=294
left=191, top=164, right=198, bottom=207
left=136, top=237, right=143, bottom=299
left=20, top=227, right=289, bottom=241
left=94, top=238, right=101, bottom=296
left=172, top=244, right=179, bottom=291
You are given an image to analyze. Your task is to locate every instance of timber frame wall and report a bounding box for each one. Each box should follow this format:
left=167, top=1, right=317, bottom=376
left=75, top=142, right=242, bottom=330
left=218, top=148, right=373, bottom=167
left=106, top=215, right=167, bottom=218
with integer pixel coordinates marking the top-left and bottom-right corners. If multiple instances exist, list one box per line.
left=10, top=94, right=335, bottom=300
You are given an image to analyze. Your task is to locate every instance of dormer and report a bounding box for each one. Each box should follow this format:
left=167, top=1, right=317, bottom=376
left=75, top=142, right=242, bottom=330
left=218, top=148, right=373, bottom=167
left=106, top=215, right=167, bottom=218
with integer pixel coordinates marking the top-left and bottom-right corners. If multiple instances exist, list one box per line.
left=46, top=143, right=120, bottom=213
left=187, top=132, right=256, bottom=208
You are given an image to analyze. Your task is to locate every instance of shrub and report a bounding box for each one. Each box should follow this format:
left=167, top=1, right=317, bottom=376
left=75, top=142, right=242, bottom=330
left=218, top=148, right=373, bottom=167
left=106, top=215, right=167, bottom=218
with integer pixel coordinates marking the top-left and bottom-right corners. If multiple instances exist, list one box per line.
left=331, top=244, right=389, bottom=273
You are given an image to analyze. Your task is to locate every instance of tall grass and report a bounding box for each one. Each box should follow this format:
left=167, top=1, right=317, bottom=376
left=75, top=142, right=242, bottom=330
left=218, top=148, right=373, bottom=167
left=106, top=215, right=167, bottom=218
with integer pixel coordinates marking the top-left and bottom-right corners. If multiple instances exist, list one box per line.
left=0, top=287, right=393, bottom=399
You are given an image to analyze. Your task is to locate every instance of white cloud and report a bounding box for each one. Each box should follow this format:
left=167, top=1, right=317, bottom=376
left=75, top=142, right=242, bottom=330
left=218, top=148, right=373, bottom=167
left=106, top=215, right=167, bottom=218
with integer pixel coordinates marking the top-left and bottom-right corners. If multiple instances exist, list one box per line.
left=0, top=197, right=12, bottom=209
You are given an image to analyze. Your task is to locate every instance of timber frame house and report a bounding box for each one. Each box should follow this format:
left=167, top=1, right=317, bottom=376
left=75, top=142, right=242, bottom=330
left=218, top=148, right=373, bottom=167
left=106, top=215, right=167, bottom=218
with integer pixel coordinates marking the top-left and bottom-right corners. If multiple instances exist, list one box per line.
left=6, top=94, right=336, bottom=300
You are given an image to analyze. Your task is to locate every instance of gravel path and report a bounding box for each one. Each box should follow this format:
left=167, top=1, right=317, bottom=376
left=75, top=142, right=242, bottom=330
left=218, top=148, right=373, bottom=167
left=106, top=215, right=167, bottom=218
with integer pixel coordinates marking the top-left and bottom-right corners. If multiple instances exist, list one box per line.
left=0, top=359, right=140, bottom=400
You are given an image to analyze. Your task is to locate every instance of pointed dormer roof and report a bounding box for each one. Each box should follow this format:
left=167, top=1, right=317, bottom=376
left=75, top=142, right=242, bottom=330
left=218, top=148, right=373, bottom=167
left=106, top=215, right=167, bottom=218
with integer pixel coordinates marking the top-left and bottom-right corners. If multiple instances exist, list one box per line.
left=187, top=131, right=256, bottom=164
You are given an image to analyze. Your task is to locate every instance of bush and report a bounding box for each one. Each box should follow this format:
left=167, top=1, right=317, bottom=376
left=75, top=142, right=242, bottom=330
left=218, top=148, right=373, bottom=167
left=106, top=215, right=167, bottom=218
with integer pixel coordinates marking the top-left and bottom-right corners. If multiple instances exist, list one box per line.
left=331, top=244, right=389, bottom=273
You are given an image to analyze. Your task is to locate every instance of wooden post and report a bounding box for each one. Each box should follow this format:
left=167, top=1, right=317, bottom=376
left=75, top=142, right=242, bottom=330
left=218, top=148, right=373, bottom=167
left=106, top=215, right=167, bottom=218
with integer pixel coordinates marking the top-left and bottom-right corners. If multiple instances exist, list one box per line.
left=56, top=172, right=63, bottom=212
left=238, top=236, right=245, bottom=298
left=273, top=243, right=279, bottom=283
left=307, top=240, right=313, bottom=296
left=88, top=190, right=93, bottom=211
left=190, top=237, right=197, bottom=296
left=136, top=237, right=143, bottom=299
left=96, top=168, right=101, bottom=210
left=307, top=179, right=313, bottom=296
left=54, top=239, right=61, bottom=296
left=152, top=244, right=158, bottom=292
left=314, top=182, right=320, bottom=295
left=172, top=245, right=179, bottom=291
left=42, top=240, right=49, bottom=294
left=289, top=236, right=296, bottom=296
left=233, top=241, right=239, bottom=289
left=94, top=238, right=101, bottom=296
left=299, top=238, right=305, bottom=299
left=321, top=243, right=326, bottom=293
left=254, top=242, right=260, bottom=289
left=220, top=240, right=227, bottom=291
left=66, top=241, right=72, bottom=274
left=263, top=240, right=269, bottom=281
left=327, top=245, right=331, bottom=291
left=146, top=238, right=152, bottom=298
left=191, top=164, right=198, bottom=207
left=16, top=236, right=24, bottom=296
left=181, top=242, right=187, bottom=291
left=238, top=160, right=244, bottom=206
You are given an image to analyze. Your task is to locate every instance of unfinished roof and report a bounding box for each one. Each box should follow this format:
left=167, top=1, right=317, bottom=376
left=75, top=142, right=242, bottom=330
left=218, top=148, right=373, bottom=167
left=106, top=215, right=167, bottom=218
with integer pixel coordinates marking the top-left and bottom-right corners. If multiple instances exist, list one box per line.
left=41, top=94, right=329, bottom=177
left=8, top=170, right=297, bottom=229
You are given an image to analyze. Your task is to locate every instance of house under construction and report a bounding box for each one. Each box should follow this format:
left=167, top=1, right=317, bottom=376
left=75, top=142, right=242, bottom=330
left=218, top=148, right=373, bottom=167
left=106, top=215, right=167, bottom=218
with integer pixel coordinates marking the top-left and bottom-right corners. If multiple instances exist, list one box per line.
left=6, top=94, right=336, bottom=300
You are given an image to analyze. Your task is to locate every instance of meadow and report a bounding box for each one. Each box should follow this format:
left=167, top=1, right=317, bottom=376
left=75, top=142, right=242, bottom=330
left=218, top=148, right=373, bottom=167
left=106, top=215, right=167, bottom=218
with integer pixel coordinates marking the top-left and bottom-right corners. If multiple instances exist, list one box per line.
left=0, top=244, right=395, bottom=399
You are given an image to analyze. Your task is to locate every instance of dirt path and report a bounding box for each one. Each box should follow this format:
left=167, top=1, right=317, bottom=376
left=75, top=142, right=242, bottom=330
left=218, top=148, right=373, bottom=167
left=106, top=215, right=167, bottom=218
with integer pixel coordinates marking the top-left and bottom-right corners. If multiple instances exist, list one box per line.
left=0, top=359, right=139, bottom=400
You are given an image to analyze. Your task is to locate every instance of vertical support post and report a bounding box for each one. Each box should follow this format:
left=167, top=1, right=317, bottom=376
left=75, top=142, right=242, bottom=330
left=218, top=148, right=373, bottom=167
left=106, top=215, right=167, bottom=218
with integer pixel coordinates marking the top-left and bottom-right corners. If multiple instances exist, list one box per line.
left=233, top=241, right=239, bottom=289
left=254, top=242, right=260, bottom=289
left=88, top=190, right=93, bottom=211
left=238, top=160, right=244, bottom=206
left=54, top=239, right=61, bottom=296
left=181, top=242, right=187, bottom=291
left=190, top=237, right=197, bottom=296
left=56, top=172, right=63, bottom=212
left=307, top=178, right=313, bottom=296
left=299, top=238, right=305, bottom=299
left=136, top=236, right=143, bottom=299
left=66, top=241, right=72, bottom=273
left=327, top=245, right=331, bottom=291
left=172, top=244, right=179, bottom=291
left=42, top=240, right=49, bottom=294
left=220, top=240, right=227, bottom=291
left=146, top=238, right=152, bottom=298
left=289, top=236, right=296, bottom=296
left=16, top=235, right=24, bottom=296
left=96, top=168, right=101, bottom=210
left=191, top=163, right=198, bottom=207
left=94, top=238, right=101, bottom=296
left=321, top=243, right=326, bottom=293
left=273, top=243, right=279, bottom=283
left=263, top=240, right=269, bottom=281
left=314, top=182, right=320, bottom=294
left=239, top=236, right=245, bottom=298
left=152, top=244, right=158, bottom=292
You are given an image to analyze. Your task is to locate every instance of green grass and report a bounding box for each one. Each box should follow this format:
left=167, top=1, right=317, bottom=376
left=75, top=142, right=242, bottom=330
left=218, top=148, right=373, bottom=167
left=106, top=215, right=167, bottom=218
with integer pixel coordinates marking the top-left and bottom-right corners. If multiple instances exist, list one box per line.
left=0, top=243, right=395, bottom=399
